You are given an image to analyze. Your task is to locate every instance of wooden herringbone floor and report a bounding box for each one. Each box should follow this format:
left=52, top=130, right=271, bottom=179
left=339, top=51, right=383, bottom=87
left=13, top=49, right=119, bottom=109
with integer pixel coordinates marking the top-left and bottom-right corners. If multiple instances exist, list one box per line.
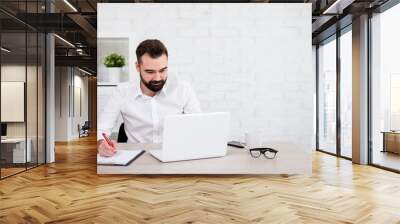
left=1, top=135, right=400, bottom=224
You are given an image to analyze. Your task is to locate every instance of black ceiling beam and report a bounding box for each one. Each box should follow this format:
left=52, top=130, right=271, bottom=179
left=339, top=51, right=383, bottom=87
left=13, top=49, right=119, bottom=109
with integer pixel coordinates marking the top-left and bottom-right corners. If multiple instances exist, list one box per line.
left=55, top=55, right=96, bottom=65
left=11, top=13, right=83, bottom=32
left=0, top=18, right=28, bottom=32
left=86, top=0, right=97, bottom=11
left=55, top=55, right=97, bottom=73
left=312, top=14, right=352, bottom=44
left=0, top=7, right=38, bottom=31
left=67, top=13, right=97, bottom=42
left=374, top=0, right=400, bottom=12
left=11, top=12, right=97, bottom=47
left=55, top=47, right=96, bottom=57
left=312, top=15, right=337, bottom=38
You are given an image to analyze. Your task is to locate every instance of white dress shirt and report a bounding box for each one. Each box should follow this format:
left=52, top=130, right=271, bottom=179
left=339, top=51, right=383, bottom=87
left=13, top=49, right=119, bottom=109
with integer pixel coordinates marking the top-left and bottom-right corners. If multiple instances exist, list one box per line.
left=98, top=76, right=201, bottom=143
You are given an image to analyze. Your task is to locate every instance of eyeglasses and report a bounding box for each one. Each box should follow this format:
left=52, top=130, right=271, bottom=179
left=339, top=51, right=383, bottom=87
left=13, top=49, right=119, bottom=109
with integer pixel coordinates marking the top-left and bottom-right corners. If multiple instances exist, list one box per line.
left=249, top=147, right=278, bottom=159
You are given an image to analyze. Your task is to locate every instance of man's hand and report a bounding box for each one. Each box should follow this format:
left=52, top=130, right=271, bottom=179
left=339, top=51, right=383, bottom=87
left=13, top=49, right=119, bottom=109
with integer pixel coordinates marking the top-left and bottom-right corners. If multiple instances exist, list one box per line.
left=97, top=139, right=117, bottom=157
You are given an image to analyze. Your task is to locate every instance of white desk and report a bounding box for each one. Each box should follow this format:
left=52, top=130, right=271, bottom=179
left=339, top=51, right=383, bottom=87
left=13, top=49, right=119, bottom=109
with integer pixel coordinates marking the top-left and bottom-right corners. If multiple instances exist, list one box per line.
left=97, top=143, right=312, bottom=175
left=1, top=138, right=31, bottom=163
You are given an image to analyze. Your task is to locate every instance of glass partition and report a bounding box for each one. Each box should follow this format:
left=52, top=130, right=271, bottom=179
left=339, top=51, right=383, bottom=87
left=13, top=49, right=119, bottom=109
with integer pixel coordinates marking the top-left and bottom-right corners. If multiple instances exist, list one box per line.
left=38, top=32, right=45, bottom=165
left=0, top=1, right=46, bottom=179
left=27, top=30, right=38, bottom=169
left=317, top=36, right=337, bottom=155
left=339, top=28, right=352, bottom=158
left=371, top=3, right=400, bottom=171
left=1, top=30, right=28, bottom=177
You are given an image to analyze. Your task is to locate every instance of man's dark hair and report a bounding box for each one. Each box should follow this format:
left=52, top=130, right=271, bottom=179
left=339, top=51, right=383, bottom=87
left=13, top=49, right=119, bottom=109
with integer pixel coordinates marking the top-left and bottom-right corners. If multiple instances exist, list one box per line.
left=136, top=39, right=168, bottom=63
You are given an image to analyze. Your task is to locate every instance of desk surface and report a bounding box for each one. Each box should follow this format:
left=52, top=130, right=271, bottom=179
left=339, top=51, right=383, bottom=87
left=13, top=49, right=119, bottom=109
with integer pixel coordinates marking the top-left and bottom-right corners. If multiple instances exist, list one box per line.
left=1, top=138, right=26, bottom=143
left=97, top=143, right=312, bottom=175
left=381, top=131, right=400, bottom=134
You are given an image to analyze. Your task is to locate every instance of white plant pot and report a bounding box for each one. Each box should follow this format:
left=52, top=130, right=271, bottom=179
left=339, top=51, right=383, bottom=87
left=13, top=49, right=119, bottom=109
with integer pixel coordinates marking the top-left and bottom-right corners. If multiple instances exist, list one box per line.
left=107, top=67, right=121, bottom=83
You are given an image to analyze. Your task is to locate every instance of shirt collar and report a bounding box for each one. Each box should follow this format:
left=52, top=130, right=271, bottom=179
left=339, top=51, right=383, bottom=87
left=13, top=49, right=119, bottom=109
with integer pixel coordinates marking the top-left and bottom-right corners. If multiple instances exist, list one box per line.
left=159, top=78, right=169, bottom=96
left=133, top=81, right=143, bottom=99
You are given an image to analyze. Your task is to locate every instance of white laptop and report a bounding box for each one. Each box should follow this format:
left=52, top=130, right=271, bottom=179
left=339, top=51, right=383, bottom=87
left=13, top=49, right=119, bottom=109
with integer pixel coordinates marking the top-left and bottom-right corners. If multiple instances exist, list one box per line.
left=148, top=112, right=230, bottom=162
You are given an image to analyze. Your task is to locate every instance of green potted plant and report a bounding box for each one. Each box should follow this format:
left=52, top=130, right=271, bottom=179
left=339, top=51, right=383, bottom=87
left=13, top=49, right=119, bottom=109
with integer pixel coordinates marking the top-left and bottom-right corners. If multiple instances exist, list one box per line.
left=104, top=53, right=126, bottom=83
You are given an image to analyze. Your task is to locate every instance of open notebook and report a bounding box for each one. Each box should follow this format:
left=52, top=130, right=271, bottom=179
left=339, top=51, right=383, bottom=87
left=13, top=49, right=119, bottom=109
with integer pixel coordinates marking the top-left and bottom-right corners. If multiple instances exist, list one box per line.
left=97, top=150, right=145, bottom=166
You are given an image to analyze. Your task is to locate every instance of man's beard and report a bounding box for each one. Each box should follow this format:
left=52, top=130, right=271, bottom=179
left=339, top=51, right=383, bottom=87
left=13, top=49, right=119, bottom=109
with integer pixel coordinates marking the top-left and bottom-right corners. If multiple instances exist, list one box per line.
left=140, top=73, right=167, bottom=92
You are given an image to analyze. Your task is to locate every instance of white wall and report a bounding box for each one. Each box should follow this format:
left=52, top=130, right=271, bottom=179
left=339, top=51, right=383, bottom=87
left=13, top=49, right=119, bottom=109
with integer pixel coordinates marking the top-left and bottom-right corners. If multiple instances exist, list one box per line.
left=98, top=3, right=313, bottom=152
left=1, top=65, right=39, bottom=137
left=55, top=67, right=89, bottom=141
left=55, top=67, right=68, bottom=141
left=72, top=73, right=89, bottom=138
left=97, top=38, right=130, bottom=83
left=312, top=45, right=317, bottom=149
left=1, top=65, right=26, bottom=120
left=1, top=82, right=24, bottom=122
left=1, top=64, right=46, bottom=163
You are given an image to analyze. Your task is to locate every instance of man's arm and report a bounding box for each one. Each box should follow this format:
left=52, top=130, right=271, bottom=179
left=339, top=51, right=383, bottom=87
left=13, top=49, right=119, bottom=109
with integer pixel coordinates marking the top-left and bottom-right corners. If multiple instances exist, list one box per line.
left=97, top=86, right=126, bottom=156
left=97, top=86, right=124, bottom=140
left=183, top=82, right=202, bottom=113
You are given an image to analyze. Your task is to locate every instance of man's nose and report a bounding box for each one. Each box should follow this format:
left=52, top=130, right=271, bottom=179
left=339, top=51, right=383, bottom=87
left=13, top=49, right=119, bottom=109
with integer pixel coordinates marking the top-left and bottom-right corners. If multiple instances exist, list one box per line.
left=154, top=72, right=163, bottom=81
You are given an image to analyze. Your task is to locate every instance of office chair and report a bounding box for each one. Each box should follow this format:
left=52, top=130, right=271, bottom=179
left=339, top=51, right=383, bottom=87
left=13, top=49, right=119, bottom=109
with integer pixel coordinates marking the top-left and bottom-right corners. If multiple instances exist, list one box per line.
left=117, top=123, right=128, bottom=143
left=78, top=121, right=90, bottom=138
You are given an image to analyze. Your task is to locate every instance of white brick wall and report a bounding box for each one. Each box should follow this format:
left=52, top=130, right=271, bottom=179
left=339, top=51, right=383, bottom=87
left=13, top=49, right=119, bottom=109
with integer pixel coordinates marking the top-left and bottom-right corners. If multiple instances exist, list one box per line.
left=98, top=3, right=314, bottom=152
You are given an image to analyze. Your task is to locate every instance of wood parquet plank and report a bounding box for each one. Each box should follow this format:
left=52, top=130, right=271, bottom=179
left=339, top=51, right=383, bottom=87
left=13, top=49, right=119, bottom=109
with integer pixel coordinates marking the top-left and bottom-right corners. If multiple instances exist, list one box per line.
left=0, top=134, right=400, bottom=223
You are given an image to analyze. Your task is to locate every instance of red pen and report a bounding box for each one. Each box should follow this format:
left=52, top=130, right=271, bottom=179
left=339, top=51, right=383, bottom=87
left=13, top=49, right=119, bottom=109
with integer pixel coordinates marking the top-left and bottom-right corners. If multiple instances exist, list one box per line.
left=102, top=133, right=115, bottom=150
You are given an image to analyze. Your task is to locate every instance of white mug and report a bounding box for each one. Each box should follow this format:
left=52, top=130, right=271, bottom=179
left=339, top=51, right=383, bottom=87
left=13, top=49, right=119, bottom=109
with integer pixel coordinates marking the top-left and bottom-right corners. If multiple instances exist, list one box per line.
left=245, top=132, right=262, bottom=148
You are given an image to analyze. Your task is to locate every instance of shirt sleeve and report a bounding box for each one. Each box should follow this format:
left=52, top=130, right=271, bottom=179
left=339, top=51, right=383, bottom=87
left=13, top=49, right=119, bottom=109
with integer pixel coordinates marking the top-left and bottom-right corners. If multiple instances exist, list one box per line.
left=183, top=82, right=202, bottom=114
left=97, top=85, right=125, bottom=140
